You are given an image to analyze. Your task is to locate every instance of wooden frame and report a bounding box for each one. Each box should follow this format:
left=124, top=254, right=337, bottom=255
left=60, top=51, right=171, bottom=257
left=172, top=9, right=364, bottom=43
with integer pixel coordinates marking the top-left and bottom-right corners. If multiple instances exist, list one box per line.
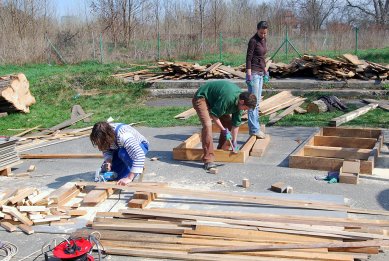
left=289, top=127, right=383, bottom=174
left=173, top=133, right=256, bottom=163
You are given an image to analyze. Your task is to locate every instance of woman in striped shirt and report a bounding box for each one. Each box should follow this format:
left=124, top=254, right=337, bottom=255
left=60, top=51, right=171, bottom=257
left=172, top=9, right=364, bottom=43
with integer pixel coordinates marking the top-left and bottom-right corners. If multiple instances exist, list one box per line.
left=90, top=122, right=149, bottom=185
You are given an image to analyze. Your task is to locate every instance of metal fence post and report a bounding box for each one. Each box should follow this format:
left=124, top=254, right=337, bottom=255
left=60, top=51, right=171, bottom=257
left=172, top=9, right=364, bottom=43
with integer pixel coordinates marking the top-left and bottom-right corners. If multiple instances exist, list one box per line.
left=355, top=27, right=359, bottom=55
left=157, top=32, right=161, bottom=61
left=219, top=32, right=222, bottom=61
left=99, top=33, right=104, bottom=64
left=285, top=28, right=289, bottom=60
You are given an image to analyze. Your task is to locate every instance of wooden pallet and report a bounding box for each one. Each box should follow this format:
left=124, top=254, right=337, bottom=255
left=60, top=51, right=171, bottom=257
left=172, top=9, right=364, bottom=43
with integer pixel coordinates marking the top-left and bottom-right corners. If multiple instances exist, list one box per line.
left=173, top=133, right=256, bottom=163
left=289, top=127, right=383, bottom=174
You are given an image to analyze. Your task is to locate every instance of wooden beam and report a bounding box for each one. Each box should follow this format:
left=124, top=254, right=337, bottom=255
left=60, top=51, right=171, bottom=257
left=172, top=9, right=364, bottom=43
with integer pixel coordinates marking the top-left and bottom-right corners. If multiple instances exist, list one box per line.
left=322, top=127, right=382, bottom=139
left=1, top=221, right=17, bottom=232
left=329, top=104, right=378, bottom=127
left=189, top=240, right=385, bottom=254
left=2, top=206, right=33, bottom=226
left=362, top=99, right=389, bottom=111
left=250, top=135, right=271, bottom=157
left=49, top=113, right=93, bottom=132
left=12, top=125, right=41, bottom=138
left=266, top=100, right=305, bottom=126
left=83, top=188, right=113, bottom=205
left=303, top=146, right=371, bottom=160
left=18, top=224, right=34, bottom=234
left=174, top=108, right=196, bottom=120
left=313, top=136, right=377, bottom=149
left=48, top=182, right=80, bottom=204
left=20, top=153, right=103, bottom=159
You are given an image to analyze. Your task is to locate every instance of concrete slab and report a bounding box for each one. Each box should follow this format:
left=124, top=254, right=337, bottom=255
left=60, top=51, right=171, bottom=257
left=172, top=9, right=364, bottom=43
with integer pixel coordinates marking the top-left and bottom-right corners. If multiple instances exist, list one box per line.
left=1, top=126, right=389, bottom=261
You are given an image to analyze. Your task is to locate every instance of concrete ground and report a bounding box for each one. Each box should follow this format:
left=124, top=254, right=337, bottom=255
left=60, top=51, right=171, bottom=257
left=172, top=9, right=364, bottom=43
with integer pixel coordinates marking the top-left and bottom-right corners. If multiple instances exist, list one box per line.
left=1, top=126, right=389, bottom=260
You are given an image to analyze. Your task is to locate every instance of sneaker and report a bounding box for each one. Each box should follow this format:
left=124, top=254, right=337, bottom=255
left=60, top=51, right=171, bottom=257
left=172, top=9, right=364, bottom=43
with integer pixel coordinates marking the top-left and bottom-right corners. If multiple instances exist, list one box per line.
left=252, top=131, right=266, bottom=139
left=204, top=162, right=217, bottom=170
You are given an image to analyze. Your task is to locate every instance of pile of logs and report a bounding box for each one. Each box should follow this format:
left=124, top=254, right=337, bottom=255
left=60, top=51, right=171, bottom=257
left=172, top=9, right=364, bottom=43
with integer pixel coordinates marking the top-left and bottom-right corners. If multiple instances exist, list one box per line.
left=112, top=62, right=245, bottom=82
left=0, top=74, right=36, bottom=113
left=113, top=54, right=388, bottom=82
left=269, top=54, right=389, bottom=81
left=74, top=182, right=389, bottom=261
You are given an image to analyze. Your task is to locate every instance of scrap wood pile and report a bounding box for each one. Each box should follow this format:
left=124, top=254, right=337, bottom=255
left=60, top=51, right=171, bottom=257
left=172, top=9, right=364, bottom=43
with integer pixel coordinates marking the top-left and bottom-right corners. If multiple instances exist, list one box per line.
left=0, top=73, right=36, bottom=113
left=269, top=54, right=389, bottom=81
left=74, top=182, right=389, bottom=261
left=0, top=183, right=90, bottom=234
left=112, top=61, right=246, bottom=82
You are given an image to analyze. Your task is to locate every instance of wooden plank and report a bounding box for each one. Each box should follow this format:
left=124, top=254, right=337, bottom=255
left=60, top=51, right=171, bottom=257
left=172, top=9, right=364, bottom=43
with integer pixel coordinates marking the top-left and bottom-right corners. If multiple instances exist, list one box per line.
left=83, top=188, right=113, bottom=205
left=174, top=108, right=197, bottom=120
left=217, top=65, right=246, bottom=78
left=259, top=91, right=294, bottom=111
left=28, top=191, right=50, bottom=205
left=173, top=147, right=246, bottom=163
left=12, top=125, right=41, bottom=138
left=18, top=224, right=34, bottom=234
left=49, top=113, right=93, bottom=131
left=322, top=127, right=382, bottom=139
left=92, top=222, right=186, bottom=235
left=329, top=104, right=378, bottom=127
left=20, top=153, right=102, bottom=159
left=267, top=100, right=305, bottom=126
left=9, top=187, right=36, bottom=204
left=48, top=182, right=79, bottom=204
left=2, top=206, right=33, bottom=226
left=239, top=135, right=257, bottom=154
left=67, top=209, right=88, bottom=216
left=289, top=155, right=373, bottom=174
left=303, top=146, right=371, bottom=160
left=250, top=135, right=271, bottom=157
left=362, top=98, right=389, bottom=111
left=0, top=167, right=11, bottom=176
left=18, top=206, right=47, bottom=212
left=1, top=221, right=17, bottom=232
left=313, top=136, right=377, bottom=149
left=128, top=199, right=150, bottom=209
left=189, top=240, right=384, bottom=254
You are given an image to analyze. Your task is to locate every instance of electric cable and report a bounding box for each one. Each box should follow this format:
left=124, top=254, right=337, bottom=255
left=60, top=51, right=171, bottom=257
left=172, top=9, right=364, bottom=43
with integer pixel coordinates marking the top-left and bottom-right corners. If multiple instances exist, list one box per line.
left=0, top=240, right=18, bottom=261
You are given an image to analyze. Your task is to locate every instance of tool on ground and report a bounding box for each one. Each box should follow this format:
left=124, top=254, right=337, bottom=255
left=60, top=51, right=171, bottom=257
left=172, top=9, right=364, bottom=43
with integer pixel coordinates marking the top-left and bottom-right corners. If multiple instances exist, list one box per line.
left=40, top=235, right=103, bottom=261
left=95, top=162, right=118, bottom=182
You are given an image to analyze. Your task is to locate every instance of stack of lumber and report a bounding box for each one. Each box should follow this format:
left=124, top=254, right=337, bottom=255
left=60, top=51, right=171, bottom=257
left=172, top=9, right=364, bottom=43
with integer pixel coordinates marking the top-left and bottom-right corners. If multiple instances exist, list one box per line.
left=0, top=183, right=89, bottom=234
left=112, top=62, right=245, bottom=81
left=75, top=182, right=389, bottom=261
left=0, top=74, right=36, bottom=113
left=259, top=91, right=306, bottom=126
left=269, top=54, right=389, bottom=81
left=0, top=139, right=20, bottom=176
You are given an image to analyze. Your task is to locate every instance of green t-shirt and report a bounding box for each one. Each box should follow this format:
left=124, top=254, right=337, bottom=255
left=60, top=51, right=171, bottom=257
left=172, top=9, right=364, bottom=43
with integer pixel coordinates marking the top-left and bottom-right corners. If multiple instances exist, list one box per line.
left=195, top=80, right=242, bottom=127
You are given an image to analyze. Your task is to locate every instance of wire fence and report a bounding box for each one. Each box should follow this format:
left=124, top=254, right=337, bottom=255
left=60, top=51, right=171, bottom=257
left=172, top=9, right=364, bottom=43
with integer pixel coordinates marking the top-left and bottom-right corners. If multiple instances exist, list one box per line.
left=12, top=27, right=389, bottom=65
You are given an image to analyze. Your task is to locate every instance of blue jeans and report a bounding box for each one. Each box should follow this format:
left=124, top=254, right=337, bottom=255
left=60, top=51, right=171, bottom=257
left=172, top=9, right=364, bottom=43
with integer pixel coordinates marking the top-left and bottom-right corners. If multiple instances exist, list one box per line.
left=247, top=72, right=264, bottom=135
left=111, top=141, right=149, bottom=180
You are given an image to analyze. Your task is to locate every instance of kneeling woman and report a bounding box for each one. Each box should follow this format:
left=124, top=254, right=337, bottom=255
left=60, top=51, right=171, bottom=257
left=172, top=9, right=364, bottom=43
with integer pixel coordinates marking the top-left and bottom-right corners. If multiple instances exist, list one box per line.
left=90, top=121, right=149, bottom=185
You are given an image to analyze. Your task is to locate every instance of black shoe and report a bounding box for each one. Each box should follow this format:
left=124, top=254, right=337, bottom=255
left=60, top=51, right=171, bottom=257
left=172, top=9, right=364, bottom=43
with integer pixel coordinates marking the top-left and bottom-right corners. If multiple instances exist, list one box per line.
left=204, top=162, right=217, bottom=170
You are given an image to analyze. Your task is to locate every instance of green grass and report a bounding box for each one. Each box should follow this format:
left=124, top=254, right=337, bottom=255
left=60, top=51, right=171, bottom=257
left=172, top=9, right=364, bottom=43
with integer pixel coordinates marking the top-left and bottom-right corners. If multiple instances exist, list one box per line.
left=0, top=49, right=388, bottom=136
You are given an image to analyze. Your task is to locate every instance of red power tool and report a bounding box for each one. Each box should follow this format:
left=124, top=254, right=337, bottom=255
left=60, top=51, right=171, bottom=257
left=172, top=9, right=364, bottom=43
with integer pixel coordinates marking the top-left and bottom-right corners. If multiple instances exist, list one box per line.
left=48, top=238, right=95, bottom=261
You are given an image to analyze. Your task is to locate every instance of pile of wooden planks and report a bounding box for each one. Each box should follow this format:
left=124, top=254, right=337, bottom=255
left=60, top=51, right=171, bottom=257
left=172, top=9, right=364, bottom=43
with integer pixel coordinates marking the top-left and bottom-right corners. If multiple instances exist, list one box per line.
left=112, top=62, right=245, bottom=82
left=269, top=54, right=389, bottom=81
left=0, top=182, right=89, bottom=234
left=289, top=127, right=384, bottom=174
left=0, top=74, right=36, bottom=113
left=74, top=182, right=389, bottom=261
left=0, top=139, right=20, bottom=176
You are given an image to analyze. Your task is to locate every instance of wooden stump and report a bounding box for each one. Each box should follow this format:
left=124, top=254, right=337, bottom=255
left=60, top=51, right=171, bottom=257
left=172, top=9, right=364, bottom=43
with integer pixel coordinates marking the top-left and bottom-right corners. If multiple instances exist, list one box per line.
left=307, top=100, right=328, bottom=113
left=0, top=74, right=36, bottom=113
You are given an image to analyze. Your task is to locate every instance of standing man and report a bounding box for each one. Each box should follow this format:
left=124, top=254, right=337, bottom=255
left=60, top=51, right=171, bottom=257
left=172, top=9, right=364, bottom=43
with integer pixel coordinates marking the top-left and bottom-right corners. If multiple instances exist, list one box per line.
left=90, top=121, right=149, bottom=185
left=192, top=80, right=257, bottom=171
left=246, top=20, right=269, bottom=139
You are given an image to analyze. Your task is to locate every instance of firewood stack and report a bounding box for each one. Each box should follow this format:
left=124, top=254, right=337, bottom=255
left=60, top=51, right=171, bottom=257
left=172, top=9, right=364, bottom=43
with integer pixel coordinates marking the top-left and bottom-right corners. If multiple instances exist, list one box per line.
left=0, top=74, right=36, bottom=113
left=269, top=54, right=389, bottom=81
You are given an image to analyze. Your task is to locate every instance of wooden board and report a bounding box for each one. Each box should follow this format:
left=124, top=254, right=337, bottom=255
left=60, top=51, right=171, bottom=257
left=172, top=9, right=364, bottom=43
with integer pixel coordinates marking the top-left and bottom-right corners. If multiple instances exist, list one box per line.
left=303, top=146, right=371, bottom=160
left=329, top=104, right=378, bottom=127
left=49, top=113, right=93, bottom=131
left=20, top=153, right=103, bottom=159
left=313, top=136, right=377, bottom=149
left=362, top=99, right=389, bottom=111
left=2, top=206, right=33, bottom=226
left=48, top=182, right=79, bottom=204
left=18, top=224, right=34, bottom=234
left=250, top=135, right=271, bottom=157
left=83, top=188, right=113, bottom=205
left=1, top=221, right=17, bottom=232
left=322, top=127, right=382, bottom=139
left=267, top=100, right=305, bottom=126
left=174, top=108, right=196, bottom=120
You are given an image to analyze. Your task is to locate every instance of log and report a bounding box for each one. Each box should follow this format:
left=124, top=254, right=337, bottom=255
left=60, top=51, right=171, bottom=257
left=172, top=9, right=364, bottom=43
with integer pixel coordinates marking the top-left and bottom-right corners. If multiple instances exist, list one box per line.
left=0, top=74, right=36, bottom=113
left=307, top=100, right=328, bottom=113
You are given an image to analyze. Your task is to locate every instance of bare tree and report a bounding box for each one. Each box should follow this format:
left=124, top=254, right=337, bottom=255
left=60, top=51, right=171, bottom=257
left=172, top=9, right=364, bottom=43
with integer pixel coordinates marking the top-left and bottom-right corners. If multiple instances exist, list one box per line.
left=346, top=0, right=389, bottom=25
left=290, top=0, right=339, bottom=32
left=209, top=0, right=226, bottom=45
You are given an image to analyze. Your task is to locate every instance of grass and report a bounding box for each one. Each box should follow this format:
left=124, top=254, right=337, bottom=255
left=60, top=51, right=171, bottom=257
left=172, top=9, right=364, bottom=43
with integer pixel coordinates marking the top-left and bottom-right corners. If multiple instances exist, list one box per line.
left=0, top=48, right=388, bottom=136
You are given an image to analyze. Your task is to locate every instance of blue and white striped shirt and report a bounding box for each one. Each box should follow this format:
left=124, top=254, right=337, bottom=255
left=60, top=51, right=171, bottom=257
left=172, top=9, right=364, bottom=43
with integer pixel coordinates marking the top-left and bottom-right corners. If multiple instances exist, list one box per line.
left=103, top=123, right=149, bottom=174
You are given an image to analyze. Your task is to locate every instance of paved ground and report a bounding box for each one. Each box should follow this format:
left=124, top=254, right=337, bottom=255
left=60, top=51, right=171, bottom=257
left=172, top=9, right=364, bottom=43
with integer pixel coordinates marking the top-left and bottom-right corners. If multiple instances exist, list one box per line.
left=1, top=126, right=389, bottom=260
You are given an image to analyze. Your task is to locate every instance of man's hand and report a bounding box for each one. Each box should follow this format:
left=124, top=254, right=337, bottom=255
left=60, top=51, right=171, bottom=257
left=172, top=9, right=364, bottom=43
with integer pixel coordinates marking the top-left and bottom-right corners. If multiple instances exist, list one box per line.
left=221, top=129, right=232, bottom=141
left=245, top=74, right=252, bottom=85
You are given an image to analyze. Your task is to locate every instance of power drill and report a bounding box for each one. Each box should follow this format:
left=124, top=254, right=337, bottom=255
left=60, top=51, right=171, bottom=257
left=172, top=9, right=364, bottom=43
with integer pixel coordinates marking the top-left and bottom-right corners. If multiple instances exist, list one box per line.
left=98, top=163, right=118, bottom=182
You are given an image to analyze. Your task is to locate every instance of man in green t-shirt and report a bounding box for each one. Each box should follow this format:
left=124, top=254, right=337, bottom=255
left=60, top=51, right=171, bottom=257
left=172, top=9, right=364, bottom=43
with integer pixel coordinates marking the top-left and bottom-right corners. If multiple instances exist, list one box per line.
left=192, top=80, right=257, bottom=171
